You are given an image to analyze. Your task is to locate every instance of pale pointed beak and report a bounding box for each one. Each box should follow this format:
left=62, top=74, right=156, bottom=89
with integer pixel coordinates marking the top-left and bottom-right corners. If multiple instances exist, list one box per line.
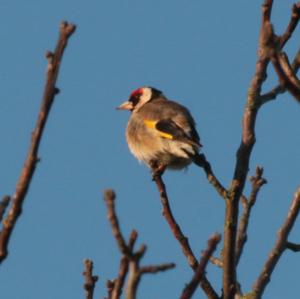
left=116, top=101, right=133, bottom=110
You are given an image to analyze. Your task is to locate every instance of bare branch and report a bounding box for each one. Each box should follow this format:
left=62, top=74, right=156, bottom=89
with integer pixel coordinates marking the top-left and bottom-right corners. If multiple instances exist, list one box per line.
left=104, top=190, right=135, bottom=299
left=193, top=154, right=228, bottom=200
left=0, top=21, right=76, bottom=264
left=246, top=8, right=300, bottom=297
left=152, top=174, right=197, bottom=268
left=111, top=257, right=129, bottom=299
left=222, top=1, right=274, bottom=297
left=83, top=259, right=99, bottom=299
left=126, top=244, right=174, bottom=299
left=104, top=189, right=131, bottom=256
left=260, top=49, right=300, bottom=103
left=110, top=231, right=138, bottom=299
left=106, top=280, right=115, bottom=299
left=209, top=256, right=223, bottom=268
left=279, top=3, right=300, bottom=48
left=140, top=263, right=175, bottom=274
left=125, top=244, right=148, bottom=299
left=271, top=51, right=300, bottom=103
left=152, top=173, right=219, bottom=299
left=252, top=186, right=300, bottom=298
left=262, top=0, right=273, bottom=23
left=259, top=2, right=300, bottom=104
left=194, top=154, right=249, bottom=205
left=0, top=196, right=10, bottom=222
left=235, top=167, right=267, bottom=265
left=286, top=241, right=300, bottom=252
left=104, top=190, right=175, bottom=299
left=259, top=84, right=285, bottom=103
left=128, top=230, right=138, bottom=249
left=126, top=259, right=140, bottom=299
left=180, top=234, right=222, bottom=299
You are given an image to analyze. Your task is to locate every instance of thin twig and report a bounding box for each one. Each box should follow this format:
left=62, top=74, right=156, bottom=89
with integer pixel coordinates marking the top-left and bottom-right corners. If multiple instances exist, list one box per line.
left=0, top=196, right=10, bottom=222
left=180, top=233, right=221, bottom=299
left=271, top=51, right=300, bottom=103
left=0, top=21, right=76, bottom=264
left=83, top=259, right=99, bottom=299
left=111, top=230, right=138, bottom=299
left=126, top=247, right=146, bottom=299
left=194, top=154, right=248, bottom=204
left=104, top=190, right=175, bottom=299
left=104, top=190, right=131, bottom=256
left=111, top=257, right=129, bottom=299
left=105, top=279, right=115, bottom=299
left=152, top=173, right=219, bottom=299
left=279, top=3, right=300, bottom=49
left=286, top=241, right=300, bottom=252
left=252, top=186, right=300, bottom=298
left=235, top=167, right=267, bottom=265
left=140, top=263, right=175, bottom=274
left=193, top=154, right=228, bottom=200
left=259, top=2, right=300, bottom=104
left=259, top=49, right=300, bottom=104
left=104, top=191, right=139, bottom=299
left=106, top=280, right=115, bottom=299
left=126, top=244, right=174, bottom=299
left=209, top=256, right=223, bottom=268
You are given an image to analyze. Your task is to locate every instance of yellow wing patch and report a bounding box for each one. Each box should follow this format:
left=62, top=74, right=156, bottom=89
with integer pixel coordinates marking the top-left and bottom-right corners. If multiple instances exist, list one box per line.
left=143, top=120, right=156, bottom=129
left=157, top=131, right=174, bottom=139
left=144, top=120, right=173, bottom=140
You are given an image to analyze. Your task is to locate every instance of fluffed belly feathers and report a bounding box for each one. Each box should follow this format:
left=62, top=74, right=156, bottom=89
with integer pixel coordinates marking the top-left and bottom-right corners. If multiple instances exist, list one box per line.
left=126, top=118, right=196, bottom=169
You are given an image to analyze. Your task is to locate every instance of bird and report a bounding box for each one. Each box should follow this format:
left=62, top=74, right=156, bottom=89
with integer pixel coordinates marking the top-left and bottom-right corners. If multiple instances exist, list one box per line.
left=117, top=87, right=203, bottom=177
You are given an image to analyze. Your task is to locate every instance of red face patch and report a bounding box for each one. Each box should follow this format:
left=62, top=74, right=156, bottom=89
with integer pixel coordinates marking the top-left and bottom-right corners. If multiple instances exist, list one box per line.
left=130, top=88, right=143, bottom=98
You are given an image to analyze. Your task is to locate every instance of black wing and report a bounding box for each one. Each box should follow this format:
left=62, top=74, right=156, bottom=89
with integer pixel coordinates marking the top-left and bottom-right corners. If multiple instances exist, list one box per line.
left=155, top=119, right=202, bottom=148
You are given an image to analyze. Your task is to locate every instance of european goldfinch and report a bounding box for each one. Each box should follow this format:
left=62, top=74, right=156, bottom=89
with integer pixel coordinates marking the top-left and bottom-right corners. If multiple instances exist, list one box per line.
left=117, top=87, right=202, bottom=176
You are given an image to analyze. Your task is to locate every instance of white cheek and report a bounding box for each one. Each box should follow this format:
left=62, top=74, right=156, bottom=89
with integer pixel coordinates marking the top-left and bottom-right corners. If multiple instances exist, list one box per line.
left=139, top=88, right=152, bottom=106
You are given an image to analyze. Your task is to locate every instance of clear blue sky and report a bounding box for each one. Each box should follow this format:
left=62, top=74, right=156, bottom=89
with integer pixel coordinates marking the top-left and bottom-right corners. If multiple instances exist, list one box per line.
left=1, top=1, right=300, bottom=298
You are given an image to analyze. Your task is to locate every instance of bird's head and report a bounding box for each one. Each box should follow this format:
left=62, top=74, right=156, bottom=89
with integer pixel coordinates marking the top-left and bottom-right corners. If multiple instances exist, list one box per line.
left=117, top=87, right=163, bottom=112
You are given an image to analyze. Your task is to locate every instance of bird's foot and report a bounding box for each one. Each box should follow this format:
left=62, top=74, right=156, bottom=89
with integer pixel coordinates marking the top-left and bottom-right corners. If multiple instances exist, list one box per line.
left=150, top=161, right=166, bottom=180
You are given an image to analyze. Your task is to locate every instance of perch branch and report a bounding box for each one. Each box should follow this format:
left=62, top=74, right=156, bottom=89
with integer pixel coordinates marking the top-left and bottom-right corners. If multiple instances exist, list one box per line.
left=235, top=167, right=267, bottom=265
left=0, top=21, right=76, bottom=264
left=180, top=233, right=221, bottom=299
left=83, top=259, right=99, bottom=299
left=152, top=173, right=219, bottom=299
left=252, top=186, right=300, bottom=298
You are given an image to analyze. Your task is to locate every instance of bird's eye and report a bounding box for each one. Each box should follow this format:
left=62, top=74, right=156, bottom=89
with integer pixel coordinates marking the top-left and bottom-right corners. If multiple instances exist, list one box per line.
left=129, top=94, right=140, bottom=106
